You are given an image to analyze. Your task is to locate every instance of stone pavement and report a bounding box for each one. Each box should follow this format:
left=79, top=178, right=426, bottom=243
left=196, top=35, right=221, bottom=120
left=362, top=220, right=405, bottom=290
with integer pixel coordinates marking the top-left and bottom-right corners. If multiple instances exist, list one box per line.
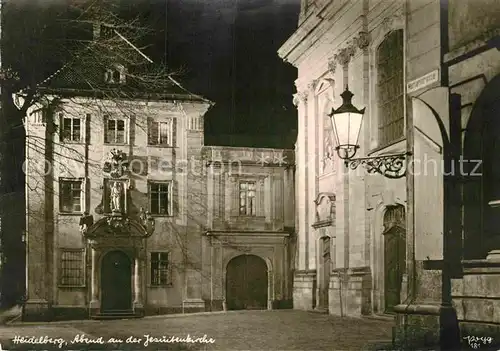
left=0, top=310, right=395, bottom=350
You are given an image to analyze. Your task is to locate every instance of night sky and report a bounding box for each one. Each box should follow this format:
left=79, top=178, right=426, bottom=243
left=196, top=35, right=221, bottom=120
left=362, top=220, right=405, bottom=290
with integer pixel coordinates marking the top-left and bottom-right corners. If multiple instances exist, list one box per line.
left=136, top=0, right=300, bottom=147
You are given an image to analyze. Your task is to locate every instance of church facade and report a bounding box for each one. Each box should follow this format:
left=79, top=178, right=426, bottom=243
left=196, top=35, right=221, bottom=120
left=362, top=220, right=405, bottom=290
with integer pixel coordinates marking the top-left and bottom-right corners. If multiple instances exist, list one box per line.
left=279, top=0, right=500, bottom=346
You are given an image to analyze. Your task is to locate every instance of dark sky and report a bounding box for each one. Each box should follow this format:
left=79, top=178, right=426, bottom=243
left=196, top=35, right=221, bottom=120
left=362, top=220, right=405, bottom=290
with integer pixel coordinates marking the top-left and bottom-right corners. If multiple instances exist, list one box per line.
left=5, top=0, right=300, bottom=148
left=138, top=0, right=300, bottom=147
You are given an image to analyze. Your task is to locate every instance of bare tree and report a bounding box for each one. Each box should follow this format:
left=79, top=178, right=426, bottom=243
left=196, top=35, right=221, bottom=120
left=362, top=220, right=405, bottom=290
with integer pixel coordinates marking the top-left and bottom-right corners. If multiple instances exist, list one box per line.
left=0, top=0, right=192, bottom=307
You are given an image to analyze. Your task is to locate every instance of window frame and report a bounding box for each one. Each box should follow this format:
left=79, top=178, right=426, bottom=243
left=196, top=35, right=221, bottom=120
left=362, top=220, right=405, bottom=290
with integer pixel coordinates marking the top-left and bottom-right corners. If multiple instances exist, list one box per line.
left=148, top=181, right=173, bottom=216
left=239, top=180, right=257, bottom=216
left=61, top=114, right=84, bottom=143
left=59, top=178, right=84, bottom=214
left=150, top=251, right=172, bottom=287
left=149, top=119, right=174, bottom=146
left=375, top=29, right=405, bottom=148
left=59, top=248, right=86, bottom=288
left=104, top=116, right=129, bottom=145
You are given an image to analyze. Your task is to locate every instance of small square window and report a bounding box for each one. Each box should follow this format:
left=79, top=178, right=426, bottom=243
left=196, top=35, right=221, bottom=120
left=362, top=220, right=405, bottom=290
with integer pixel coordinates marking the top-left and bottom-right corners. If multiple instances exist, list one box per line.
left=105, top=117, right=127, bottom=144
left=61, top=115, right=82, bottom=142
left=60, top=249, right=85, bottom=286
left=149, top=182, right=172, bottom=216
left=60, top=179, right=83, bottom=213
left=149, top=120, right=174, bottom=146
left=151, top=252, right=171, bottom=286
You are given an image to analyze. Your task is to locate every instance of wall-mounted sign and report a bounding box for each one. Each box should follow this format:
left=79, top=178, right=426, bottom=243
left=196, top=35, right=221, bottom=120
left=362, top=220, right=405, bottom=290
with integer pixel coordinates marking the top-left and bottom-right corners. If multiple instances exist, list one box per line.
left=406, top=69, right=440, bottom=94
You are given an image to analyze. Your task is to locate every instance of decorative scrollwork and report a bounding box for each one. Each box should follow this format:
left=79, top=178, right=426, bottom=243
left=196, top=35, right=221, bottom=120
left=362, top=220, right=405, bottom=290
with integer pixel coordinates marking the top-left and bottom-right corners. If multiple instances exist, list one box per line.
left=345, top=152, right=410, bottom=179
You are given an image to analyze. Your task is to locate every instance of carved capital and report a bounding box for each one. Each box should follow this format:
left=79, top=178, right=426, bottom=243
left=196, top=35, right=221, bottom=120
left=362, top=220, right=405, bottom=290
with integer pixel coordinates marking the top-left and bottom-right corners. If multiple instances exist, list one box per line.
left=355, top=31, right=371, bottom=50
left=327, top=59, right=336, bottom=75
left=292, top=91, right=308, bottom=106
left=307, top=79, right=319, bottom=92
left=334, top=45, right=356, bottom=66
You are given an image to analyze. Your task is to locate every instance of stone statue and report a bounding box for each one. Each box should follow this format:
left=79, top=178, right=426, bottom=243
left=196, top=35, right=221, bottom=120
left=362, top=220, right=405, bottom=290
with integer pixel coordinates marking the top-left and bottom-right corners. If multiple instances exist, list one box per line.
left=110, top=181, right=122, bottom=213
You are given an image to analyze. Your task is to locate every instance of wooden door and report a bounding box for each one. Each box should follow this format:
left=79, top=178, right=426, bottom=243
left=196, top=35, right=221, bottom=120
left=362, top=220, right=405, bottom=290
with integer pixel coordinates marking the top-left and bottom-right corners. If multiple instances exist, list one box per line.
left=226, top=255, right=268, bottom=310
left=384, top=226, right=406, bottom=313
left=101, top=250, right=132, bottom=312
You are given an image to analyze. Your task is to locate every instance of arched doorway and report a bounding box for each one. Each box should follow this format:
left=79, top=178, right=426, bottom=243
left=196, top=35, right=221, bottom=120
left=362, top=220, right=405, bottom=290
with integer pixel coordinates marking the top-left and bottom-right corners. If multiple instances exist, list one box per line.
left=383, top=205, right=406, bottom=313
left=101, top=250, right=132, bottom=312
left=226, top=255, right=268, bottom=310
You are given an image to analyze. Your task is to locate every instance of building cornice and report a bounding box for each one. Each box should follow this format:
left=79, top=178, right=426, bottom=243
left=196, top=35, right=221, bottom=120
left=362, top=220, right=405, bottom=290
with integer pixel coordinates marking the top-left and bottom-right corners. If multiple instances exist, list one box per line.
left=278, top=0, right=349, bottom=66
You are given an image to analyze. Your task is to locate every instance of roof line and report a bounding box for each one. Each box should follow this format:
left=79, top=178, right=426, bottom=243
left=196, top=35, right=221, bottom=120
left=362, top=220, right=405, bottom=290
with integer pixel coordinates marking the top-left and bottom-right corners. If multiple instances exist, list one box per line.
left=167, top=76, right=214, bottom=105
left=113, top=29, right=153, bottom=63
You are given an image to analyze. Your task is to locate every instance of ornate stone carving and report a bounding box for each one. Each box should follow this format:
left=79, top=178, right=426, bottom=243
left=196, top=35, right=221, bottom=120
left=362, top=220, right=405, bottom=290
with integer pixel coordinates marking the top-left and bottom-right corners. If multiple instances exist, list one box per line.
left=355, top=31, right=371, bottom=50
left=314, top=192, right=336, bottom=223
left=327, top=59, right=336, bottom=75
left=308, top=79, right=319, bottom=92
left=103, top=148, right=128, bottom=178
left=292, top=91, right=308, bottom=106
left=334, top=45, right=356, bottom=66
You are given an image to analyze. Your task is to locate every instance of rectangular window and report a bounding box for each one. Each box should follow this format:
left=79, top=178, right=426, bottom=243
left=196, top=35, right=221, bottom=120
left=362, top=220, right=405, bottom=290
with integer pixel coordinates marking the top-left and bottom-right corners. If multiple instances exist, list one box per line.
left=60, top=179, right=83, bottom=213
left=151, top=252, right=170, bottom=286
left=239, top=181, right=256, bottom=216
left=149, top=120, right=173, bottom=146
left=60, top=250, right=85, bottom=286
left=149, top=182, right=172, bottom=215
left=105, top=117, right=127, bottom=144
left=62, top=116, right=82, bottom=142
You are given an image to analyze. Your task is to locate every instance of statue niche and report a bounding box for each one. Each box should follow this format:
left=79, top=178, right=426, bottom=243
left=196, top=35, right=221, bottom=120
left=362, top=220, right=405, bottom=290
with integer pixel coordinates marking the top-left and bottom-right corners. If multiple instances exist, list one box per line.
left=314, top=192, right=336, bottom=225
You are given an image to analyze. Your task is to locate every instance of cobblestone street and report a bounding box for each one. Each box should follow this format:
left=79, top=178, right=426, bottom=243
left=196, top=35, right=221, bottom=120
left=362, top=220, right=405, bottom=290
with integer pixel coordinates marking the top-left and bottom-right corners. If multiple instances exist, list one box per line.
left=0, top=310, right=394, bottom=350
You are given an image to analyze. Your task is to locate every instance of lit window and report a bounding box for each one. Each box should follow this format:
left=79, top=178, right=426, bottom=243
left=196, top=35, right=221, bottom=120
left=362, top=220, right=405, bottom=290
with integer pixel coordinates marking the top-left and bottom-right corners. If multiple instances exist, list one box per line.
left=149, top=182, right=172, bottom=216
left=377, top=30, right=404, bottom=147
left=151, top=252, right=170, bottom=286
left=60, top=250, right=85, bottom=286
left=239, top=181, right=256, bottom=216
left=60, top=179, right=83, bottom=213
left=105, top=118, right=127, bottom=144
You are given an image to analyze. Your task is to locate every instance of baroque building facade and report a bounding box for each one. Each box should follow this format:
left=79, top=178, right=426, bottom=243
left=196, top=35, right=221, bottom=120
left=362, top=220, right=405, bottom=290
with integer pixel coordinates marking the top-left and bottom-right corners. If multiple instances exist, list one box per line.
left=279, top=0, right=500, bottom=346
left=21, top=28, right=295, bottom=321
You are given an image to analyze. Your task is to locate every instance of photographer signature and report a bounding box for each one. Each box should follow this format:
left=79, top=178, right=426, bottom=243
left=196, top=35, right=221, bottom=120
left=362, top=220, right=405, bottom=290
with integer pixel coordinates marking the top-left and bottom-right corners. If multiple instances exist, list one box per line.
left=463, top=336, right=494, bottom=349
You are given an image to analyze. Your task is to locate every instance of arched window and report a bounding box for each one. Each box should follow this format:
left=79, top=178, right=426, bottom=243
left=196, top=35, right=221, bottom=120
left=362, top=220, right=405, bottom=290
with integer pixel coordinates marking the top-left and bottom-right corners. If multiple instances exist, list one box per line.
left=377, top=30, right=404, bottom=147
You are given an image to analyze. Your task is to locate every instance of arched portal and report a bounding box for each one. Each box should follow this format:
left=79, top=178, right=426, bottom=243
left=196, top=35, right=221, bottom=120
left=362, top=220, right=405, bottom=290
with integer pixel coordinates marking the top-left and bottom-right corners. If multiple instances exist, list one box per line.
left=226, top=255, right=268, bottom=310
left=100, top=250, right=132, bottom=312
left=383, top=205, right=406, bottom=313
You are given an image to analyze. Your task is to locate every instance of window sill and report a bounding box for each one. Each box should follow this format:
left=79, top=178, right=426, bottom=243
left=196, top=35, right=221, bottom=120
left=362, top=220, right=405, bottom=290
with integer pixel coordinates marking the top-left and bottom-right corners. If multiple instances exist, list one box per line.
left=59, top=212, right=84, bottom=216
left=149, top=214, right=174, bottom=218
left=147, top=144, right=175, bottom=148
left=148, top=284, right=173, bottom=288
left=61, top=140, right=85, bottom=145
left=104, top=143, right=129, bottom=146
left=232, top=215, right=266, bottom=219
left=58, top=285, right=86, bottom=289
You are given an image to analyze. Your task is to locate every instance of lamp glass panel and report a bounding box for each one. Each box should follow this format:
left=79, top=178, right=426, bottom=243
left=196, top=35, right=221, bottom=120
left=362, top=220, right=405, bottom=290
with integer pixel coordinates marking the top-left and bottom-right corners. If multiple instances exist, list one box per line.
left=349, top=112, right=363, bottom=146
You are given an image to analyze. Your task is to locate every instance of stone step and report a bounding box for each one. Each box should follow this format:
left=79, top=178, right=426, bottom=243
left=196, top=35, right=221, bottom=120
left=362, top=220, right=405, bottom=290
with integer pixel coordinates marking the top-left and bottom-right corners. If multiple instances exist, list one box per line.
left=92, top=310, right=140, bottom=320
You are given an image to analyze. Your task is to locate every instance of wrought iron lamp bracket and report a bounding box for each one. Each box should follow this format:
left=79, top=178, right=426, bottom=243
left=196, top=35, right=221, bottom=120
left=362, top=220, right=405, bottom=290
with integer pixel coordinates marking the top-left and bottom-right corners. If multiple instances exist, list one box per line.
left=344, top=152, right=412, bottom=179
